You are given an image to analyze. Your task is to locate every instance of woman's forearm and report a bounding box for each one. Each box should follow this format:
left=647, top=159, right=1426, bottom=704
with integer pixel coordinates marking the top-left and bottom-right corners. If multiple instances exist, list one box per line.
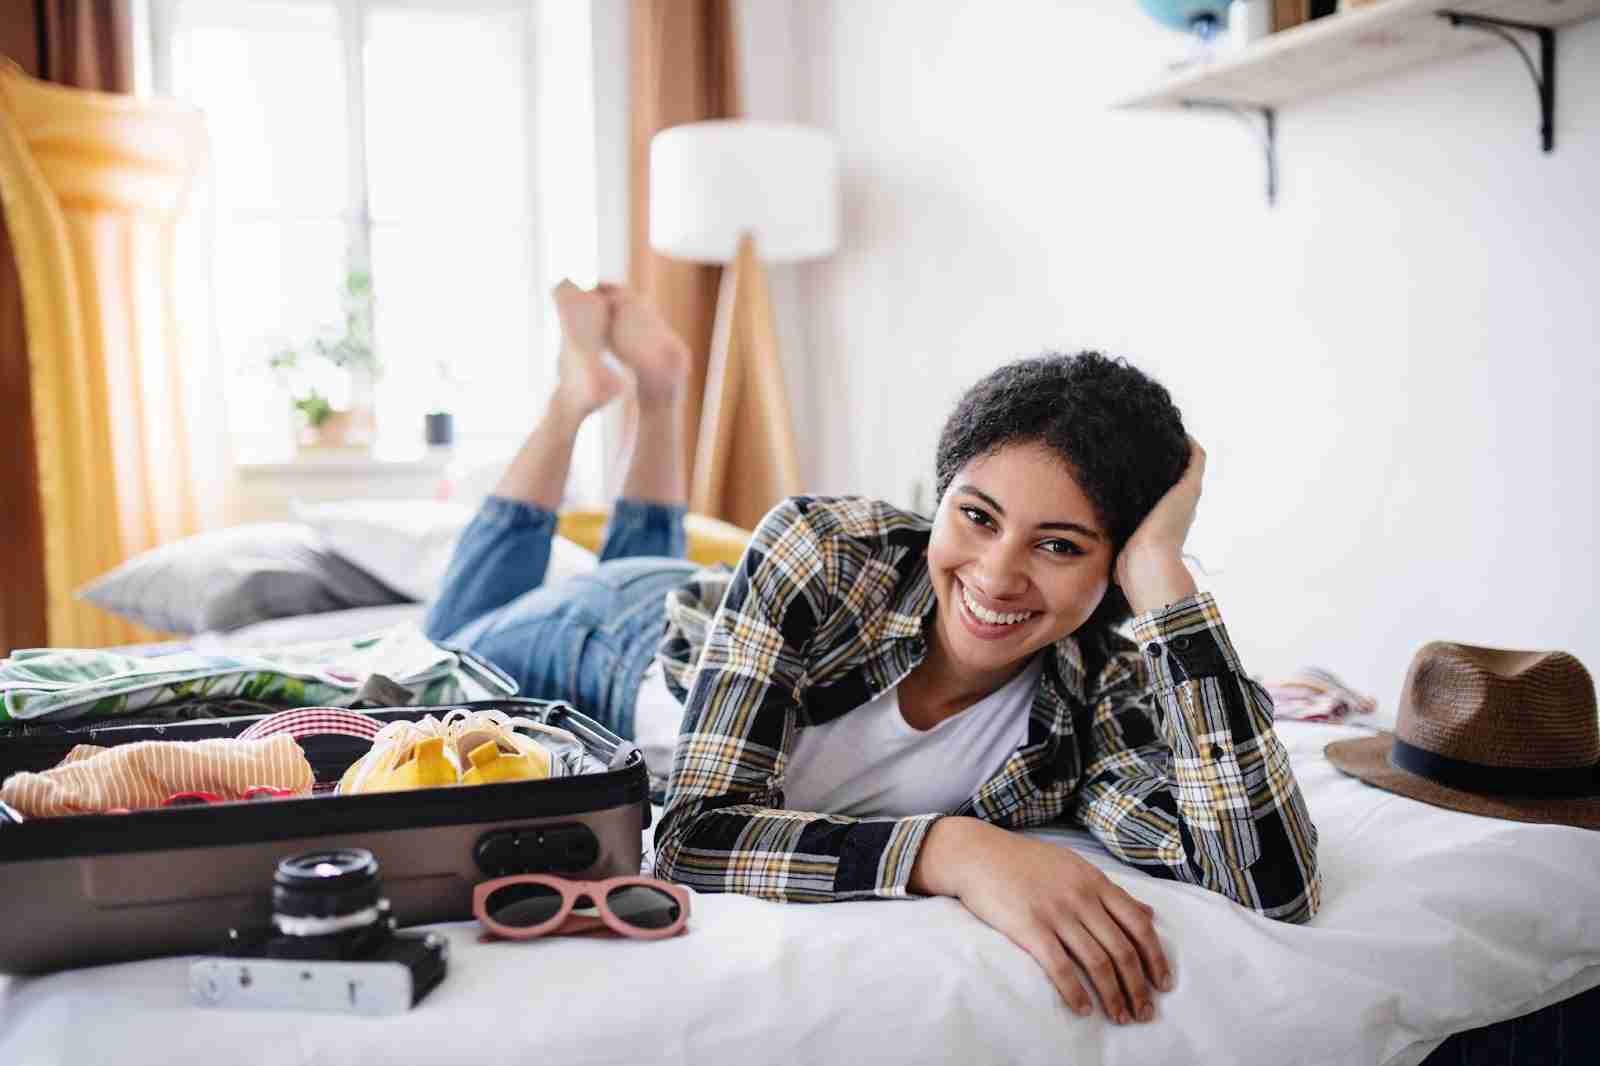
left=908, top=815, right=990, bottom=897
left=1119, top=552, right=1198, bottom=617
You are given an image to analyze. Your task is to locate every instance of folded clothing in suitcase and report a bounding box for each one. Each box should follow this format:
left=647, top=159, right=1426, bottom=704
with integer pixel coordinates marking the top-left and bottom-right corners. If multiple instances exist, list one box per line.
left=0, top=697, right=651, bottom=975
left=0, top=624, right=517, bottom=724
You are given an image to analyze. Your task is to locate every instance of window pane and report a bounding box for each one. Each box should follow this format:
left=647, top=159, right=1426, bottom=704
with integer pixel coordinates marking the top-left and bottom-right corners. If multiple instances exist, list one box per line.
left=370, top=222, right=539, bottom=449
left=364, top=7, right=529, bottom=223
left=214, top=220, right=349, bottom=450
left=167, top=0, right=348, bottom=215
left=533, top=0, right=598, bottom=286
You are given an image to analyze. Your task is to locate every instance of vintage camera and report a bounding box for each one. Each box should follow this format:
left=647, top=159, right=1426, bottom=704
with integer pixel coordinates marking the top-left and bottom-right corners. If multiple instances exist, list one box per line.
left=190, top=847, right=448, bottom=1015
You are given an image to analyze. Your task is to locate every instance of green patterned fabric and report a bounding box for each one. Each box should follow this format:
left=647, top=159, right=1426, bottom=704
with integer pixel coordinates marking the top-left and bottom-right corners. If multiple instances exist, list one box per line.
left=0, top=625, right=515, bottom=723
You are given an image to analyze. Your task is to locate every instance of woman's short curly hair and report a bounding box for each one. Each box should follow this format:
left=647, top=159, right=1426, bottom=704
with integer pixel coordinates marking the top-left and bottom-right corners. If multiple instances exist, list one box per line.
left=933, top=351, right=1189, bottom=635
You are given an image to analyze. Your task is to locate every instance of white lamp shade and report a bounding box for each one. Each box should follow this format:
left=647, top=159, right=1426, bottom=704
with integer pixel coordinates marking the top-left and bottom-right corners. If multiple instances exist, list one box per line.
left=649, top=120, right=839, bottom=264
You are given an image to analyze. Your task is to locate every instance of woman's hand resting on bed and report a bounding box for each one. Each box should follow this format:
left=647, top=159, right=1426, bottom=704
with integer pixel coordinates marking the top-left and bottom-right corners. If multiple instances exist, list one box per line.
left=909, top=816, right=1170, bottom=1024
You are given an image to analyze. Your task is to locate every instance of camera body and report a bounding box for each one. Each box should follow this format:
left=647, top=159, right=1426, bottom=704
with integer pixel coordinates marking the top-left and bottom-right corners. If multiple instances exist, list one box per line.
left=191, top=926, right=447, bottom=1015
left=189, top=848, right=447, bottom=1015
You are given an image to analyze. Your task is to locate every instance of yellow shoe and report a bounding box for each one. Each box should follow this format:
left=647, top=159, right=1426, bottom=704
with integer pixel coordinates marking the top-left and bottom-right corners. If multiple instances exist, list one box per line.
left=360, top=735, right=460, bottom=793
left=446, top=710, right=565, bottom=784
left=460, top=738, right=552, bottom=786
left=337, top=711, right=568, bottom=795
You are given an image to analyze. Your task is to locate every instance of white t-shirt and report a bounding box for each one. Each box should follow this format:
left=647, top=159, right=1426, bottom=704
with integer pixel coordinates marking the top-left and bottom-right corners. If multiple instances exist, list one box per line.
left=631, top=655, right=1040, bottom=819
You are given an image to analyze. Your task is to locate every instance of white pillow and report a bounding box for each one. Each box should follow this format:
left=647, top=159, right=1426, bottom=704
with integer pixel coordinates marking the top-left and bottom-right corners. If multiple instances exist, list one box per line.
left=292, top=499, right=599, bottom=603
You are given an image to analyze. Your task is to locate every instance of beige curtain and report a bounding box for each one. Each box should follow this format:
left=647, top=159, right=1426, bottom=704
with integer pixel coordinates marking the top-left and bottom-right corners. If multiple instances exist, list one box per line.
left=628, top=0, right=741, bottom=500
left=0, top=60, right=215, bottom=646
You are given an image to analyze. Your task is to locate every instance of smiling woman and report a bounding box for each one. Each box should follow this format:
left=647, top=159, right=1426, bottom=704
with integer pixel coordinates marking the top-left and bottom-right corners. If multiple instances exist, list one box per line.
left=912, top=442, right=1122, bottom=724
left=931, top=351, right=1193, bottom=632
left=421, top=290, right=1321, bottom=1028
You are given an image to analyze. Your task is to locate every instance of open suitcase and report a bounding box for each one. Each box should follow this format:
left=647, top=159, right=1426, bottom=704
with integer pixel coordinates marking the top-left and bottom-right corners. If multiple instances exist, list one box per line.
left=0, top=696, right=652, bottom=976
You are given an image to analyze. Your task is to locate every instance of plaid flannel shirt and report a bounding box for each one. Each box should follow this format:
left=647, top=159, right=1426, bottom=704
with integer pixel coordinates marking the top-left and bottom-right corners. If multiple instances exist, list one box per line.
left=653, top=496, right=1320, bottom=923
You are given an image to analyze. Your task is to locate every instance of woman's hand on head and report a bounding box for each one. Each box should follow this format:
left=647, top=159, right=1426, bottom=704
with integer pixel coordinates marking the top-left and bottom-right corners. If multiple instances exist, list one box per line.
left=1114, top=437, right=1205, bottom=614
left=910, top=817, right=1171, bottom=1023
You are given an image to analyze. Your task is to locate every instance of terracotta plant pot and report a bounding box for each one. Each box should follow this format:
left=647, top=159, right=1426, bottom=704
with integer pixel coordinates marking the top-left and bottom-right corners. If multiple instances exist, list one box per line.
left=298, top=406, right=376, bottom=453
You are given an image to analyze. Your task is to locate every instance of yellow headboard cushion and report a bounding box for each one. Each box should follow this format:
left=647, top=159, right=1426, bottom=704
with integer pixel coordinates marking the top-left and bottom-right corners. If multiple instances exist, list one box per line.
left=556, top=509, right=751, bottom=569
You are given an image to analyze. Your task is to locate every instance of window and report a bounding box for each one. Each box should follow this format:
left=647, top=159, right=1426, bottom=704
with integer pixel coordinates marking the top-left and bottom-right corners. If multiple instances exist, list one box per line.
left=151, top=0, right=603, bottom=492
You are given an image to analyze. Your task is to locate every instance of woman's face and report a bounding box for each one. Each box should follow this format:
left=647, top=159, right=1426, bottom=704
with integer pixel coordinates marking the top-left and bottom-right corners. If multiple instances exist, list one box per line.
left=925, top=440, right=1114, bottom=681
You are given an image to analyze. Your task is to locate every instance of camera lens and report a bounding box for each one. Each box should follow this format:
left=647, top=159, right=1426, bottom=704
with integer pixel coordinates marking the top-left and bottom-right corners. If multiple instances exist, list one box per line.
left=262, top=848, right=394, bottom=961
left=273, top=848, right=382, bottom=925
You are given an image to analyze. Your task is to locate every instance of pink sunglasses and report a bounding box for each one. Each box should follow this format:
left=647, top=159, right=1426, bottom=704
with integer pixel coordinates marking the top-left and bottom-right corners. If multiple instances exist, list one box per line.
left=161, top=786, right=296, bottom=806
left=473, top=874, right=690, bottom=941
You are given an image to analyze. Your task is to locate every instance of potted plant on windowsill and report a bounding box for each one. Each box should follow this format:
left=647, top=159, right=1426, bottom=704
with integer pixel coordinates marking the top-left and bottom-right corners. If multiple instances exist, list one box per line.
left=268, top=265, right=381, bottom=454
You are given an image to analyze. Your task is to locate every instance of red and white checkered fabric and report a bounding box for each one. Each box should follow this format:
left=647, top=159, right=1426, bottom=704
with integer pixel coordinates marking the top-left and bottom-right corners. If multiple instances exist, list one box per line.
left=237, top=708, right=383, bottom=743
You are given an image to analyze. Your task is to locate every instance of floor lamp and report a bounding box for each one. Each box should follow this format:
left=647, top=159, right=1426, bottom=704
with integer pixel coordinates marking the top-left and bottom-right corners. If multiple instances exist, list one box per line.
left=649, top=120, right=838, bottom=531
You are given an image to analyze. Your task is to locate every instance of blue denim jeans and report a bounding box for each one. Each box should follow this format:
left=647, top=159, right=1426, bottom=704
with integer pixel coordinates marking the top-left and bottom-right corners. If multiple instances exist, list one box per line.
left=422, top=496, right=697, bottom=741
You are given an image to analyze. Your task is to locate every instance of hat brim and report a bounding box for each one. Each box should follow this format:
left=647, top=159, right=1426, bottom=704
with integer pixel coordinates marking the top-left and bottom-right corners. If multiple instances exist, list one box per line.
left=1324, top=733, right=1600, bottom=830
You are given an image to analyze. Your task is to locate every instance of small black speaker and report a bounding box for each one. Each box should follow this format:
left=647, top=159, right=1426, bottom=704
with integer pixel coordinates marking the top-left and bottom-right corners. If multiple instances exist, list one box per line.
left=424, top=411, right=454, bottom=447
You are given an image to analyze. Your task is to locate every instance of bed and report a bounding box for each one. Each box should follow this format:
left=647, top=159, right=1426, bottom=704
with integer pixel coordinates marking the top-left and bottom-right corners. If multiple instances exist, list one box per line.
left=2, top=686, right=1596, bottom=1065
left=7, top=505, right=1598, bottom=1064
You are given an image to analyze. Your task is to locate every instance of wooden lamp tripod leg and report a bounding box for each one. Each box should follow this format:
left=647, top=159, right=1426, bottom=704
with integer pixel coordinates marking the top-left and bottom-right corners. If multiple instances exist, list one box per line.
left=689, top=232, right=802, bottom=530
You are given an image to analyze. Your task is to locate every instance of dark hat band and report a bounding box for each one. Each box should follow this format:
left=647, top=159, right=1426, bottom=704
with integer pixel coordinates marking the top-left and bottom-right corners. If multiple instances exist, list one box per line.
left=1390, top=738, right=1600, bottom=798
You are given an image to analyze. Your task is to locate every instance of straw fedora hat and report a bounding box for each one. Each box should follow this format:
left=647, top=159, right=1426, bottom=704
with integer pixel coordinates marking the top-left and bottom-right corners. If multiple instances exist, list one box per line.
left=1324, top=642, right=1599, bottom=829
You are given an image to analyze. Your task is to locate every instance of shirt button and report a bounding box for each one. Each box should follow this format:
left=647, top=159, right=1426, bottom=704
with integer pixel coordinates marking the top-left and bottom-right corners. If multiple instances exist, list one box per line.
left=1145, top=642, right=1163, bottom=658
left=1209, top=743, right=1225, bottom=760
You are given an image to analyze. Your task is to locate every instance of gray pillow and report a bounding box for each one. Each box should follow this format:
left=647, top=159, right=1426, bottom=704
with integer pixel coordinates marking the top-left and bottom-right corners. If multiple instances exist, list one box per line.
left=75, top=523, right=408, bottom=635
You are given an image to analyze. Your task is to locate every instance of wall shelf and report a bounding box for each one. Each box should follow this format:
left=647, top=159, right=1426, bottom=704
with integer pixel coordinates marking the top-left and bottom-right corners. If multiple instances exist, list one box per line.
left=1116, top=0, right=1600, bottom=202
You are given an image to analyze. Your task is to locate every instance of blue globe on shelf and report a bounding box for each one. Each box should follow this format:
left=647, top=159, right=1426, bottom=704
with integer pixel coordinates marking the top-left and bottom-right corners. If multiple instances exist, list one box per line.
left=1137, top=0, right=1231, bottom=41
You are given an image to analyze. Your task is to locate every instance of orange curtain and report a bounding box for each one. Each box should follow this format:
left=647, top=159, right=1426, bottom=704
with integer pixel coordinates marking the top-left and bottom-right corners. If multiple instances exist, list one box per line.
left=0, top=1, right=131, bottom=652
left=627, top=0, right=741, bottom=496
left=0, top=60, right=214, bottom=647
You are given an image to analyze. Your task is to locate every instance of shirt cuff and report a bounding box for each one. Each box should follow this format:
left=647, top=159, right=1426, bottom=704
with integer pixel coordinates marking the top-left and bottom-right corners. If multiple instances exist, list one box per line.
left=1129, top=590, right=1245, bottom=691
left=835, top=813, right=942, bottom=900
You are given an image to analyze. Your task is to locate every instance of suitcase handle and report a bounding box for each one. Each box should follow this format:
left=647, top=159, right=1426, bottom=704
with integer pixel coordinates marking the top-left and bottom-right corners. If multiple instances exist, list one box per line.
left=350, top=674, right=415, bottom=708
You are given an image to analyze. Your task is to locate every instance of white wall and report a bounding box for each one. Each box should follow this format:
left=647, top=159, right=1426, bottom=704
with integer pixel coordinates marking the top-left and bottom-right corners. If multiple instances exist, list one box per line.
left=759, top=0, right=1600, bottom=716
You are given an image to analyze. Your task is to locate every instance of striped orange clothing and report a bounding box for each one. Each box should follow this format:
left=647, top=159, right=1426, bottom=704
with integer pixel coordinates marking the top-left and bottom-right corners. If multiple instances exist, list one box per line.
left=1, top=734, right=313, bottom=817
left=653, top=496, right=1321, bottom=923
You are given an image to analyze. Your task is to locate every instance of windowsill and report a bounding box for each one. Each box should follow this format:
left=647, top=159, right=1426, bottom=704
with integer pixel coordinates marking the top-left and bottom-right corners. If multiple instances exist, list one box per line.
left=236, top=448, right=452, bottom=479
left=228, top=446, right=467, bottom=525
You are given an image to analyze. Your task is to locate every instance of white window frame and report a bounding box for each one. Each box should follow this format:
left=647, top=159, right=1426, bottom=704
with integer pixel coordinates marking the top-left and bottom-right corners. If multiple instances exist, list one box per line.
left=146, top=0, right=610, bottom=495
left=150, top=0, right=543, bottom=305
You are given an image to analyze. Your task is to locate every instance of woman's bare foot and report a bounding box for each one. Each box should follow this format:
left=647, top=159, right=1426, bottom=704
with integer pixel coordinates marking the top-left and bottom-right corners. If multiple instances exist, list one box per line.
left=552, top=279, right=625, bottom=419
left=596, top=283, right=690, bottom=408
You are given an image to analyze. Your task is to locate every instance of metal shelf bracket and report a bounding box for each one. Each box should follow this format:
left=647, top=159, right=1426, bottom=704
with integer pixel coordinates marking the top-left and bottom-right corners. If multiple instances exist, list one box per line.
left=1180, top=100, right=1278, bottom=206
left=1439, top=10, right=1557, bottom=152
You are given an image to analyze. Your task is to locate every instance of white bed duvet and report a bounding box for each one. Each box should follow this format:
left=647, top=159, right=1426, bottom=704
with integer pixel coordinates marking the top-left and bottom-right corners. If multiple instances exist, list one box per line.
left=3, top=720, right=1597, bottom=1066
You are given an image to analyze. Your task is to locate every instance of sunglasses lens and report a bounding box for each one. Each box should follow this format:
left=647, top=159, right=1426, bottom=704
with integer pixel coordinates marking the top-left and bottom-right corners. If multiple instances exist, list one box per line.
left=604, top=884, right=681, bottom=930
left=484, top=882, right=563, bottom=929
